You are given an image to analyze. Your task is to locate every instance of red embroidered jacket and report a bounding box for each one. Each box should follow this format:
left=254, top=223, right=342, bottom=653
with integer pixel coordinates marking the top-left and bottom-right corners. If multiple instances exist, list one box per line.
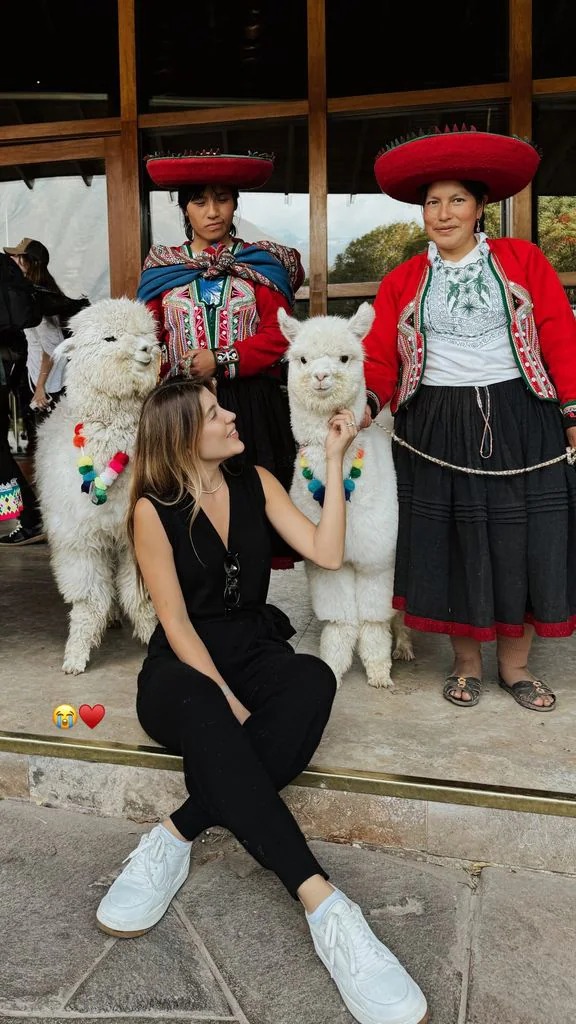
left=146, top=282, right=292, bottom=380
left=363, top=238, right=576, bottom=424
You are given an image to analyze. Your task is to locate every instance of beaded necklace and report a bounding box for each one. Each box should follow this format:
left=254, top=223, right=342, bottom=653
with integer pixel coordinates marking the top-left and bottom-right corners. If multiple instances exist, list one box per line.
left=299, top=447, right=364, bottom=507
left=73, top=423, right=129, bottom=505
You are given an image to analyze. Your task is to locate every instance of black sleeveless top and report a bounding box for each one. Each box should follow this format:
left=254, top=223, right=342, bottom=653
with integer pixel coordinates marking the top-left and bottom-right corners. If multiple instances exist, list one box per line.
left=144, top=465, right=295, bottom=676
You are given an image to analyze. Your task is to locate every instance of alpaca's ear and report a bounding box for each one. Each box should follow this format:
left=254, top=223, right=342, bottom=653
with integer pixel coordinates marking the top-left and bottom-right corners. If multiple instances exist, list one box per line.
left=52, top=337, right=76, bottom=361
left=277, top=307, right=301, bottom=343
left=348, top=302, right=375, bottom=341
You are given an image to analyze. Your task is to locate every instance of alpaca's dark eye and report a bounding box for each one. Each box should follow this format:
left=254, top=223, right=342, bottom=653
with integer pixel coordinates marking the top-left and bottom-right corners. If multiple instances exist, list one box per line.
left=340, top=355, right=349, bottom=363
left=104, top=335, right=117, bottom=343
left=300, top=356, right=307, bottom=364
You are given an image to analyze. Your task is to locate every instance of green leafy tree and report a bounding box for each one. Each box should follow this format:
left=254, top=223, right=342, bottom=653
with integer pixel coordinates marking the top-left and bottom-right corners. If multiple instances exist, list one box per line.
left=537, top=196, right=576, bottom=272
left=329, top=221, right=427, bottom=283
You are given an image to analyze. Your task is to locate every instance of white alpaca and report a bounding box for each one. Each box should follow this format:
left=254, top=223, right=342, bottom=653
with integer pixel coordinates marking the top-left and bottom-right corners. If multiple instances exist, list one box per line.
left=35, top=298, right=161, bottom=674
left=279, top=303, right=413, bottom=689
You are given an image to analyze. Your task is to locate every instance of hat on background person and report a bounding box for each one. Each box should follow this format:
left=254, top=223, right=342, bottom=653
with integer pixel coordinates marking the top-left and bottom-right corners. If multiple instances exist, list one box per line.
left=145, top=149, right=275, bottom=190
left=373, top=124, right=541, bottom=205
left=3, top=238, right=50, bottom=264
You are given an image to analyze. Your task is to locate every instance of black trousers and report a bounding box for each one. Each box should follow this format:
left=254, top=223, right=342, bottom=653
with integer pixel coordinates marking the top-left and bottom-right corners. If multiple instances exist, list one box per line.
left=137, top=648, right=336, bottom=898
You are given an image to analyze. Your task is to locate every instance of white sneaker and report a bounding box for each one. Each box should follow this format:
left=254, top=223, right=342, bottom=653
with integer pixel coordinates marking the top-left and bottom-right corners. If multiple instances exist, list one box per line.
left=307, top=892, right=428, bottom=1024
left=96, top=825, right=191, bottom=937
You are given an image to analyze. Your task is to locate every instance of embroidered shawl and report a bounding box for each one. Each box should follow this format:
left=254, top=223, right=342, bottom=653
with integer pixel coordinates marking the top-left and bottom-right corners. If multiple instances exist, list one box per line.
left=137, top=240, right=304, bottom=306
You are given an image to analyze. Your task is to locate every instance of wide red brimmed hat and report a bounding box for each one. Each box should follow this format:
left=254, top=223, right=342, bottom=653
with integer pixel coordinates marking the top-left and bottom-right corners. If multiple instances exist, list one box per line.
left=373, top=125, right=541, bottom=205
left=145, top=150, right=275, bottom=190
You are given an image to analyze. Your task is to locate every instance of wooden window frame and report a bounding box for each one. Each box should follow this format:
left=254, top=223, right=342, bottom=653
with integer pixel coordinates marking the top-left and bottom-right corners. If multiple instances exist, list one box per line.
left=0, top=0, right=574, bottom=299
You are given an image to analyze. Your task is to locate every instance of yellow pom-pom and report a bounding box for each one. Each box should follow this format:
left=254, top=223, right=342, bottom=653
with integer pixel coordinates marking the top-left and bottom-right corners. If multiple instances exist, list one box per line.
left=352, top=458, right=363, bottom=469
left=77, top=456, right=92, bottom=468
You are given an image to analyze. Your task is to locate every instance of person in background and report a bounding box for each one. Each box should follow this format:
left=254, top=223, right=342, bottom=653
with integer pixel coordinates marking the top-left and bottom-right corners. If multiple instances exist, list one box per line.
left=363, top=125, right=576, bottom=712
left=137, top=151, right=305, bottom=569
left=3, top=238, right=89, bottom=456
left=95, top=376, right=429, bottom=1024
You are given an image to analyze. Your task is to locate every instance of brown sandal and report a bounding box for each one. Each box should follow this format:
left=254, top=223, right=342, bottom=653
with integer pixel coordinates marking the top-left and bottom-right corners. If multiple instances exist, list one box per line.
left=498, top=675, right=557, bottom=712
left=443, top=675, right=481, bottom=707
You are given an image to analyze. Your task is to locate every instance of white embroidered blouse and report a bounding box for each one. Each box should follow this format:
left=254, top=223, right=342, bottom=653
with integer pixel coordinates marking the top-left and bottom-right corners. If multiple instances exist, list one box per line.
left=422, top=234, right=521, bottom=387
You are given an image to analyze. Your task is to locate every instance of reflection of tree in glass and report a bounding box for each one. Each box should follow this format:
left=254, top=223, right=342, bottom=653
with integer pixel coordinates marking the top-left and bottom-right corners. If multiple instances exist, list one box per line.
left=329, top=206, right=504, bottom=286
left=538, top=197, right=576, bottom=272
left=329, top=222, right=427, bottom=283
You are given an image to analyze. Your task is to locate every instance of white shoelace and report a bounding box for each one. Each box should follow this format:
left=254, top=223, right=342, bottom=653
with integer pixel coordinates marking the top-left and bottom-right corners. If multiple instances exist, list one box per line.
left=324, top=903, right=389, bottom=979
left=121, top=830, right=175, bottom=892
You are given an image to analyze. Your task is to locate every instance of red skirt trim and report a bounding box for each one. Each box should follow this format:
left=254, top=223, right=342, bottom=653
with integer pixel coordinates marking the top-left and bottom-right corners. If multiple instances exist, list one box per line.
left=393, top=596, right=576, bottom=640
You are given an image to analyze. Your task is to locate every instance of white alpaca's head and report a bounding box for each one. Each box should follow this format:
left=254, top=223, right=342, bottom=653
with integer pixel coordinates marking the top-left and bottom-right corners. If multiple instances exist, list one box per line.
left=54, top=298, right=161, bottom=411
left=279, top=303, right=375, bottom=420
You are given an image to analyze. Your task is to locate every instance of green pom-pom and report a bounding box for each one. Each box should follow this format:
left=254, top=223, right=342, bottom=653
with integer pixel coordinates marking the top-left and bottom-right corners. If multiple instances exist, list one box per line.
left=302, top=468, right=314, bottom=480
left=349, top=466, right=362, bottom=478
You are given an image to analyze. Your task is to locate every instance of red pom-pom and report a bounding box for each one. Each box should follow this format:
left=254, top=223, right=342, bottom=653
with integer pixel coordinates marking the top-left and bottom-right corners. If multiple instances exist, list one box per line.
left=72, top=435, right=85, bottom=447
left=74, top=422, right=84, bottom=434
left=113, top=452, right=130, bottom=467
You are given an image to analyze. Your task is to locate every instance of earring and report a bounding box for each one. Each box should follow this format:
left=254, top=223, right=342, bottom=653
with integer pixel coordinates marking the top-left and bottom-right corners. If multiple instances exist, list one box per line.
left=475, top=218, right=481, bottom=234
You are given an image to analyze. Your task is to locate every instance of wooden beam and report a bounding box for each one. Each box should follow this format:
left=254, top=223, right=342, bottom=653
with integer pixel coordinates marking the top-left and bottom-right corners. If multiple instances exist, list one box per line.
left=0, top=118, right=120, bottom=144
left=115, top=0, right=142, bottom=298
left=533, top=76, right=576, bottom=95
left=0, top=138, right=106, bottom=166
left=328, top=82, right=512, bottom=115
left=307, top=0, right=327, bottom=315
left=139, top=101, right=308, bottom=130
left=509, top=0, right=533, bottom=239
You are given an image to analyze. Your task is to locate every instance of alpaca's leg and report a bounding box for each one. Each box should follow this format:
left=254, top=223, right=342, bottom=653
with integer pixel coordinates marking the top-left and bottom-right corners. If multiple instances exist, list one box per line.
left=51, top=547, right=115, bottom=674
left=320, top=621, right=359, bottom=689
left=106, top=597, right=123, bottom=630
left=116, top=545, right=157, bottom=644
left=391, top=611, right=415, bottom=661
left=358, top=621, right=394, bottom=689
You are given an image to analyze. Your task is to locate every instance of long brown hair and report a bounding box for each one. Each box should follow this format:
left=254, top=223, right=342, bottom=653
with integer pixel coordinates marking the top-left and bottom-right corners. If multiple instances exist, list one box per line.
left=127, top=375, right=215, bottom=555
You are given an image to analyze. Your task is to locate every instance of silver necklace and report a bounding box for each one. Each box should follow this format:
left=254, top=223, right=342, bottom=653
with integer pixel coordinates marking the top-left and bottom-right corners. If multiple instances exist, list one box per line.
left=201, top=471, right=225, bottom=494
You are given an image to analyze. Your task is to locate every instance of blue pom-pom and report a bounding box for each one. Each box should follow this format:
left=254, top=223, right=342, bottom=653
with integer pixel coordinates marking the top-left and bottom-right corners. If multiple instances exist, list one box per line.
left=81, top=481, right=91, bottom=494
left=308, top=478, right=322, bottom=493
left=344, top=478, right=355, bottom=492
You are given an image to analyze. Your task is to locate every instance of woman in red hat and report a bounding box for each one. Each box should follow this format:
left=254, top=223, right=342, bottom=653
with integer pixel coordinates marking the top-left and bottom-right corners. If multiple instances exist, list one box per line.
left=137, top=152, right=305, bottom=568
left=363, top=127, right=576, bottom=711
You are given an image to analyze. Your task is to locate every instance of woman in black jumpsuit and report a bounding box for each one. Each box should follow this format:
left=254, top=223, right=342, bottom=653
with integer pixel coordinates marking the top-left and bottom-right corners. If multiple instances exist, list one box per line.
left=96, top=375, right=428, bottom=1024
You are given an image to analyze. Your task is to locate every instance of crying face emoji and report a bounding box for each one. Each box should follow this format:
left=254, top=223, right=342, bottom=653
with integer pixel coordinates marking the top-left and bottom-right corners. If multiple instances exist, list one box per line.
left=52, top=704, right=78, bottom=730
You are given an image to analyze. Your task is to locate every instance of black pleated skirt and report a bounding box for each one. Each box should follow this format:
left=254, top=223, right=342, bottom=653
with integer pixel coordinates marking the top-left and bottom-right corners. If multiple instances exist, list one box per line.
left=393, top=378, right=576, bottom=639
left=217, top=373, right=299, bottom=566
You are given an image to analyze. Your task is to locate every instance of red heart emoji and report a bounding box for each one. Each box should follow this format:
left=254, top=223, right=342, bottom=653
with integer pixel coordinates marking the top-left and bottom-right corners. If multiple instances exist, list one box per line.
left=78, top=704, right=106, bottom=729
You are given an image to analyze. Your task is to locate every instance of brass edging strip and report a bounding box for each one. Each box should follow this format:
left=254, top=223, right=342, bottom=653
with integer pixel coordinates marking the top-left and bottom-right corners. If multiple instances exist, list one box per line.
left=1, top=730, right=574, bottom=818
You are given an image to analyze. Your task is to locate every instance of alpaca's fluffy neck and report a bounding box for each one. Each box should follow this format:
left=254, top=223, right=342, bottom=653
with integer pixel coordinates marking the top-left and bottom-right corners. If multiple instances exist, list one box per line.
left=290, top=390, right=367, bottom=447
left=67, top=383, right=144, bottom=453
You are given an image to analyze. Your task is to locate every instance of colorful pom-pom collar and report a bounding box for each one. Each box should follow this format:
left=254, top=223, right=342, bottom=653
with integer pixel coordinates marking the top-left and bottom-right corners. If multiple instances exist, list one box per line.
left=73, top=423, right=129, bottom=505
left=145, top=149, right=275, bottom=191
left=373, top=125, right=541, bottom=205
left=299, top=448, right=364, bottom=507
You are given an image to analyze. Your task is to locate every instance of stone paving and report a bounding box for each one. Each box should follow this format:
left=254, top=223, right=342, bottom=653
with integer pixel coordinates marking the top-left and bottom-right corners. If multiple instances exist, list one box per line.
left=1, top=799, right=575, bottom=1024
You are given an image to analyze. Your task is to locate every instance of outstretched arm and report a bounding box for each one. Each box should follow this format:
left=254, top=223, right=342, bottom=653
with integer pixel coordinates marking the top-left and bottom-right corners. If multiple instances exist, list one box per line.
left=134, top=498, right=250, bottom=723
left=256, top=409, right=357, bottom=568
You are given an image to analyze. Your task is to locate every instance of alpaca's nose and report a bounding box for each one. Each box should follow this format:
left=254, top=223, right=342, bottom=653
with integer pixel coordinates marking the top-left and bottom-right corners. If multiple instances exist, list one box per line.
left=314, top=370, right=329, bottom=382
left=134, top=337, right=158, bottom=364
left=136, top=337, right=155, bottom=353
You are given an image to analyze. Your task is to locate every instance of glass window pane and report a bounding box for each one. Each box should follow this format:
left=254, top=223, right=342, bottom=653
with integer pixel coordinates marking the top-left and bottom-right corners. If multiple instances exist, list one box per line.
left=534, top=98, right=576, bottom=272
left=0, top=161, right=110, bottom=300
left=328, top=106, right=508, bottom=282
left=533, top=0, right=576, bottom=78
left=137, top=0, right=307, bottom=113
left=143, top=120, right=309, bottom=274
left=0, top=1, right=119, bottom=125
left=327, top=1, right=508, bottom=97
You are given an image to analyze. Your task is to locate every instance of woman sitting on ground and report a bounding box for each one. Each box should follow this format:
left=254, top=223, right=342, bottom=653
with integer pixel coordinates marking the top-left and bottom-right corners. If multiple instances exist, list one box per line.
left=96, top=375, right=428, bottom=1024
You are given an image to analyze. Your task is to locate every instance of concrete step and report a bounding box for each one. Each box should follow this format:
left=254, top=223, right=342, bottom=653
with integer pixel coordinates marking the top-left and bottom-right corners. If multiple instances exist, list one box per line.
left=1, top=734, right=575, bottom=876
